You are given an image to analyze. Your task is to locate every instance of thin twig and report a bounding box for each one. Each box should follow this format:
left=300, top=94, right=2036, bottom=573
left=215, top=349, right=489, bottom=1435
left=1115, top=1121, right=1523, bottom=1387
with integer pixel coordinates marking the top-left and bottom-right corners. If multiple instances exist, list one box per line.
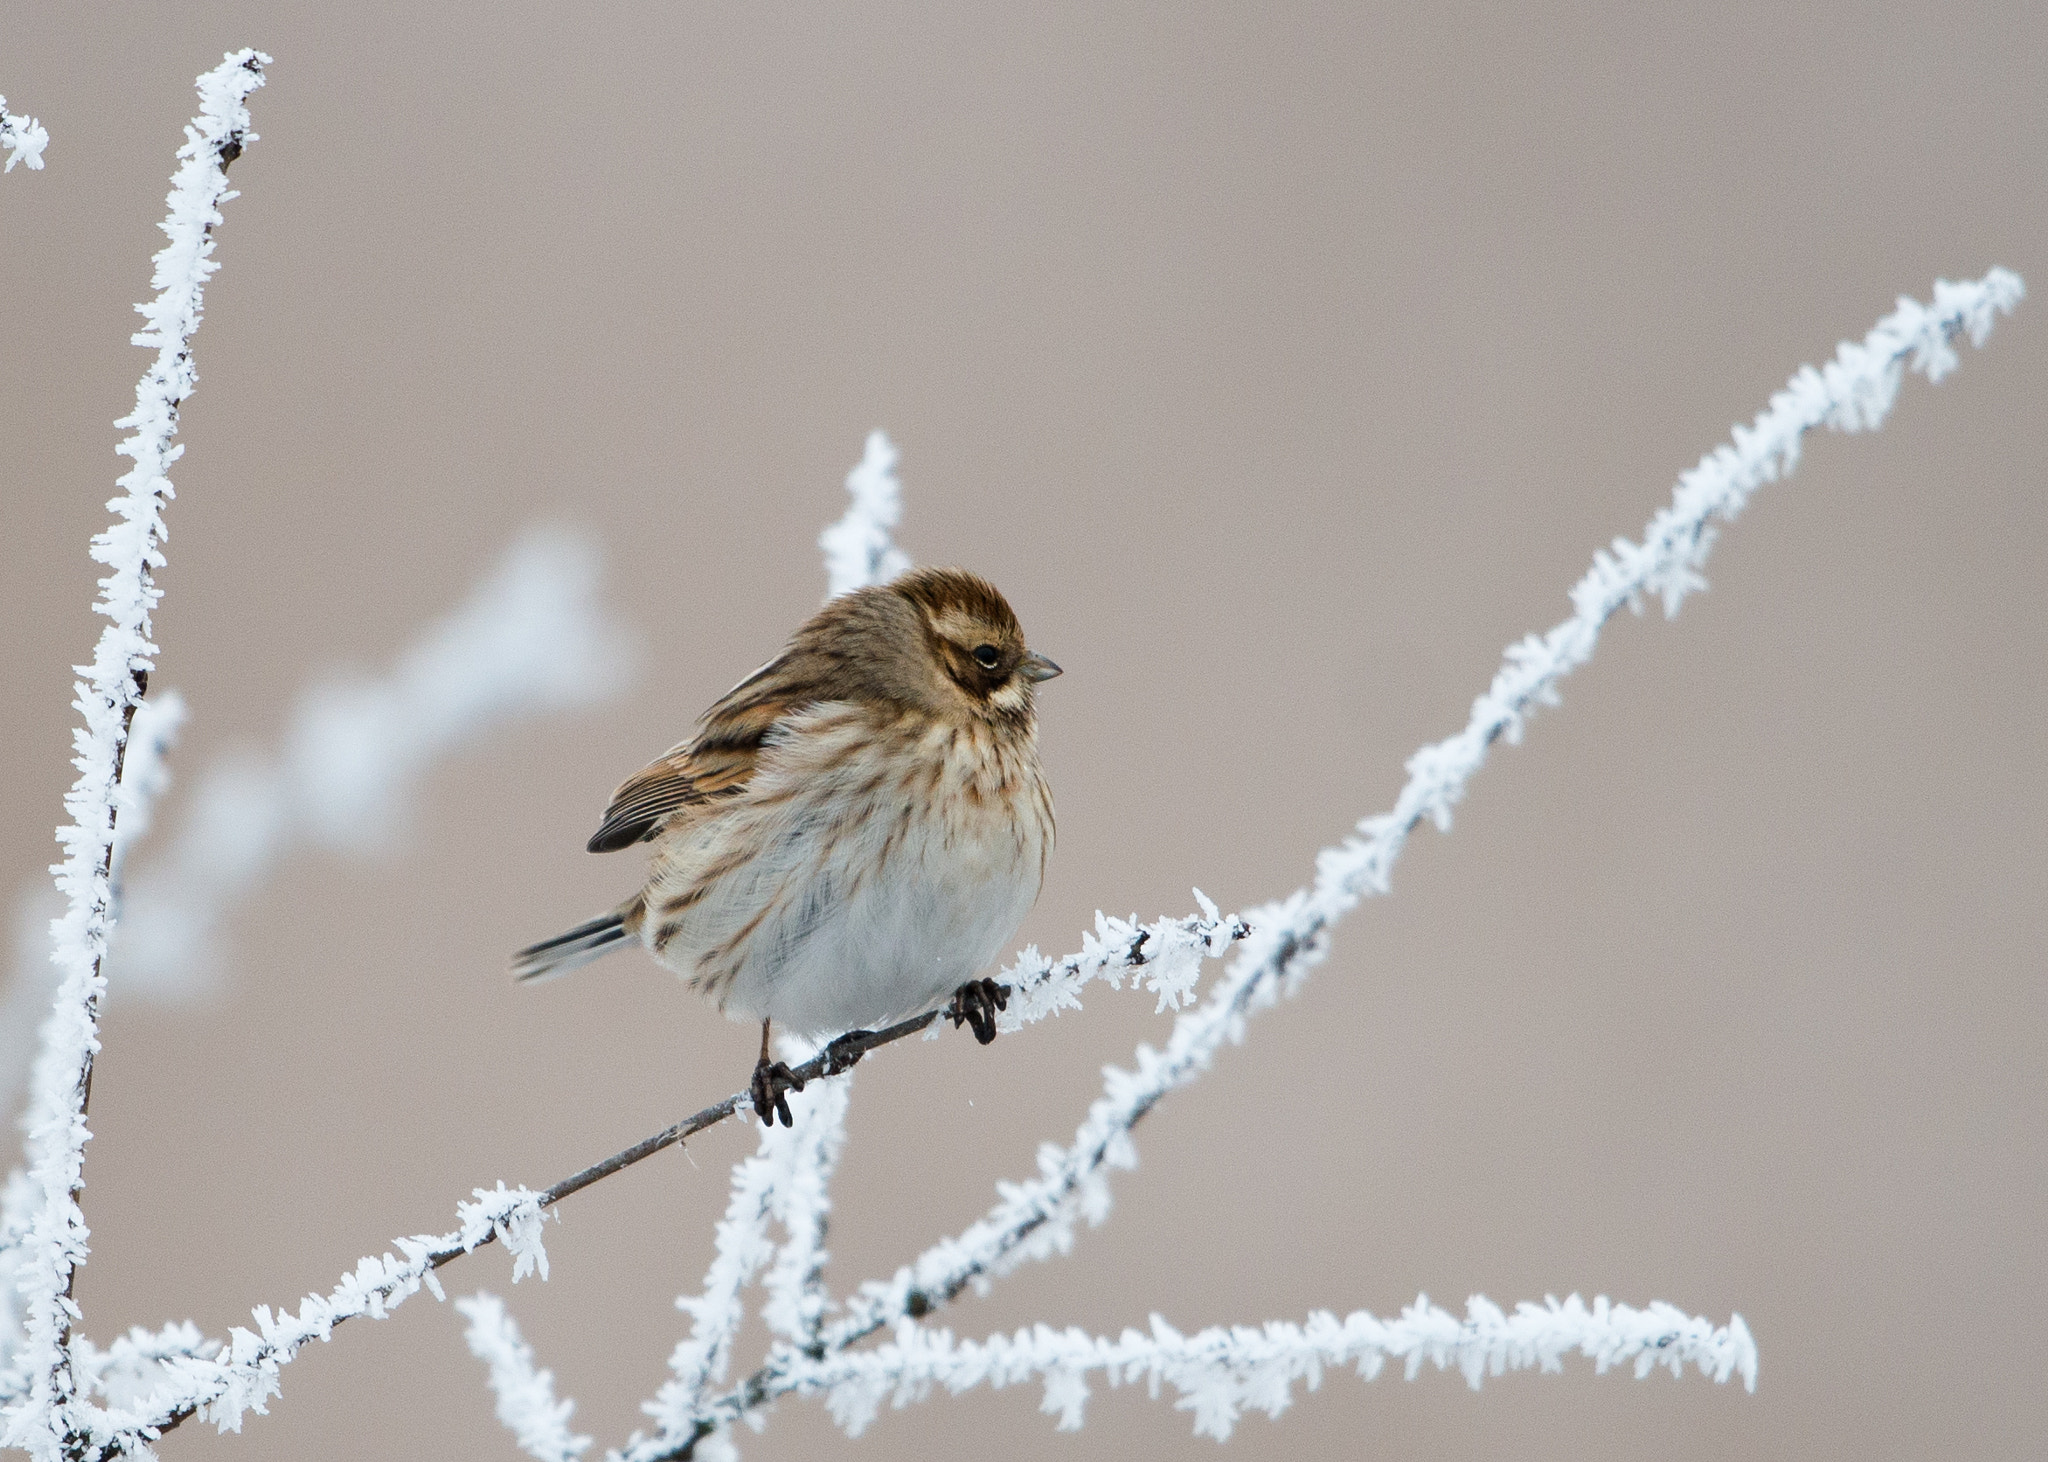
left=142, top=1009, right=942, bottom=1443
left=530, top=1014, right=936, bottom=1214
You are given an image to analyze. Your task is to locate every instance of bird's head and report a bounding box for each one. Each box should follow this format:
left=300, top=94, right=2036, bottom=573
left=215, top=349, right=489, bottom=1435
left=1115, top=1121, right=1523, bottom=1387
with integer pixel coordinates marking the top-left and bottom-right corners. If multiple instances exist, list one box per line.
left=890, top=567, right=1061, bottom=723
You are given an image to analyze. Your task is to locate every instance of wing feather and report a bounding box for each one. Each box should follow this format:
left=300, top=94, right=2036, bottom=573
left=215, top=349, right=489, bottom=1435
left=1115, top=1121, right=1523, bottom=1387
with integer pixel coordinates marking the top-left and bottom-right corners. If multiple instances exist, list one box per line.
left=585, top=656, right=814, bottom=852
left=588, top=739, right=772, bottom=851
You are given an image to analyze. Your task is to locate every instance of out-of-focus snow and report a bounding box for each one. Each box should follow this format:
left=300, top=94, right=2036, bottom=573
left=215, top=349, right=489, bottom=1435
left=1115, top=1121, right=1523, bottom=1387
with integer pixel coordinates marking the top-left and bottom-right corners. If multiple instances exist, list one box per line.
left=0, top=530, right=637, bottom=1141
left=818, top=430, right=911, bottom=600
left=457, top=1293, right=590, bottom=1462
left=112, top=525, right=637, bottom=997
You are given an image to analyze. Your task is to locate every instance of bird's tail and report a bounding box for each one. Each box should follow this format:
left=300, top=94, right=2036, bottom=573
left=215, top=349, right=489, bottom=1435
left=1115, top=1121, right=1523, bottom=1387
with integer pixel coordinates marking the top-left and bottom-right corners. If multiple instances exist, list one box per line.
left=513, top=902, right=638, bottom=983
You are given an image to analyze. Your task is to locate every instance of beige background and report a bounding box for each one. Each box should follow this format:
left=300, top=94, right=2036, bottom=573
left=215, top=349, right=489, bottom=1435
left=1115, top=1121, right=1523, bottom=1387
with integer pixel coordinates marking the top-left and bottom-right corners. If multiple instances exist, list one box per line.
left=3, top=4, right=2043, bottom=1459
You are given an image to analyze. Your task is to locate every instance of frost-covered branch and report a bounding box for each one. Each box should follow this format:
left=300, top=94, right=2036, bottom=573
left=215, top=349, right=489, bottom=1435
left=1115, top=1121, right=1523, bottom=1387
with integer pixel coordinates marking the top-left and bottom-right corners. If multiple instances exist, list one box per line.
left=819, top=1294, right=1757, bottom=1442
left=82, top=1184, right=552, bottom=1454
left=862, top=266, right=2033, bottom=1319
left=0, top=49, right=267, bottom=1462
left=12, top=209, right=2005, bottom=1454
left=340, top=273, right=2029, bottom=1460
left=457, top=1294, right=590, bottom=1462
left=104, top=695, right=186, bottom=890
left=0, top=692, right=183, bottom=1195
left=1, top=95, right=48, bottom=172
left=675, top=268, right=2023, bottom=1445
left=601, top=1045, right=848, bottom=1462
left=0, top=695, right=185, bottom=1400
left=758, top=1054, right=850, bottom=1352
left=444, top=272, right=2030, bottom=1462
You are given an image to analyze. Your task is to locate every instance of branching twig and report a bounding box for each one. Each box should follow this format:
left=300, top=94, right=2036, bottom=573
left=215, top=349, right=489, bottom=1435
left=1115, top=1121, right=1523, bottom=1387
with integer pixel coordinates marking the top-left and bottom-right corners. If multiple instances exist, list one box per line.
left=834, top=266, right=2034, bottom=1339
left=665, top=267, right=2025, bottom=1453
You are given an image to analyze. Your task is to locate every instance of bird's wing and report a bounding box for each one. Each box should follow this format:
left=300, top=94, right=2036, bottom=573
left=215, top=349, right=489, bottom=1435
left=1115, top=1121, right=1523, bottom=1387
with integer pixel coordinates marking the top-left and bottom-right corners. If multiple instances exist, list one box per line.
left=585, top=658, right=813, bottom=853
left=584, top=740, right=756, bottom=852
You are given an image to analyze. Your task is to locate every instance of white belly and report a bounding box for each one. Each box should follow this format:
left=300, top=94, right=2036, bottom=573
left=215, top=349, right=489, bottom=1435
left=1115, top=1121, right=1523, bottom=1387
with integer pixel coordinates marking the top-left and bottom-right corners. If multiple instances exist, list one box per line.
left=641, top=706, right=1052, bottom=1038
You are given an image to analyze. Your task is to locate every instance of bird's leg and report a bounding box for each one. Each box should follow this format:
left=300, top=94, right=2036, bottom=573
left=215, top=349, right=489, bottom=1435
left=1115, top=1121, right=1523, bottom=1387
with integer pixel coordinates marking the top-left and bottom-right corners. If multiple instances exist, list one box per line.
left=947, top=977, right=1010, bottom=1046
left=750, top=1018, right=804, bottom=1128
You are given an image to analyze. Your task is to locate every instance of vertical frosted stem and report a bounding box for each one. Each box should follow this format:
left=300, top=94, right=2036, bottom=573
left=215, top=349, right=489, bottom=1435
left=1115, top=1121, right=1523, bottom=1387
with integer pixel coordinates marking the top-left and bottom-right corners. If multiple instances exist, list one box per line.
left=0, top=50, right=267, bottom=1462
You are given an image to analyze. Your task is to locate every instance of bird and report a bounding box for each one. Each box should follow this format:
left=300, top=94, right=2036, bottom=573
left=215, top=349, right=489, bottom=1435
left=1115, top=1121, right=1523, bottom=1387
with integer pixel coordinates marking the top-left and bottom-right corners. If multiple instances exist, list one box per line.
left=513, top=567, right=1061, bottom=1126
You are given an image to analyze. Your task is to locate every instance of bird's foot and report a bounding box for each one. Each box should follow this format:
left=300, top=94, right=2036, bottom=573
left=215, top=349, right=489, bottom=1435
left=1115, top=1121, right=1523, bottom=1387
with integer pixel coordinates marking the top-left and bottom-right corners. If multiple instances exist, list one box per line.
left=822, top=1029, right=875, bottom=1077
left=947, top=978, right=1010, bottom=1045
left=750, top=1058, right=806, bottom=1128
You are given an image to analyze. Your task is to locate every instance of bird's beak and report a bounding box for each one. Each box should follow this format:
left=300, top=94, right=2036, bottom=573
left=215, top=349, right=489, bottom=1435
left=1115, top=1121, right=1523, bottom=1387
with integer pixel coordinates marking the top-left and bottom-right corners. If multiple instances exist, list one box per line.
left=1020, top=651, right=1063, bottom=683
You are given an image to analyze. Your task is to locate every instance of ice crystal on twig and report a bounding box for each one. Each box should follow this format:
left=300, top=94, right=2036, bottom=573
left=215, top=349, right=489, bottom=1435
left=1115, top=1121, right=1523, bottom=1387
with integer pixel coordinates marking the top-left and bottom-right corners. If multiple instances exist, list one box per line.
left=0, top=96, right=48, bottom=172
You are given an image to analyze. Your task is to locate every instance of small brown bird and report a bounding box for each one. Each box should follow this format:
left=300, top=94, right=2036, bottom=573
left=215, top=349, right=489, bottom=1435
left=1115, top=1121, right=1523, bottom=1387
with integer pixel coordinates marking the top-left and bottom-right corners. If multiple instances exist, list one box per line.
left=514, top=567, right=1060, bottom=1125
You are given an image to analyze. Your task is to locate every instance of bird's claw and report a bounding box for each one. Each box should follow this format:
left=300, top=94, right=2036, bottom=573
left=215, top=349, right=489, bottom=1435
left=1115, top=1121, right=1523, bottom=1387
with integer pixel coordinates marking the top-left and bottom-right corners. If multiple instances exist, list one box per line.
left=750, top=1058, right=805, bottom=1128
left=822, top=1029, right=875, bottom=1077
left=948, top=978, right=1010, bottom=1045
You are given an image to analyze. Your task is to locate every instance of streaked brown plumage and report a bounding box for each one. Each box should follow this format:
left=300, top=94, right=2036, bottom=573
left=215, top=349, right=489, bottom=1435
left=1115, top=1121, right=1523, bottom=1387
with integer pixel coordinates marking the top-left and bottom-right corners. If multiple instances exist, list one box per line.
left=513, top=567, right=1060, bottom=1123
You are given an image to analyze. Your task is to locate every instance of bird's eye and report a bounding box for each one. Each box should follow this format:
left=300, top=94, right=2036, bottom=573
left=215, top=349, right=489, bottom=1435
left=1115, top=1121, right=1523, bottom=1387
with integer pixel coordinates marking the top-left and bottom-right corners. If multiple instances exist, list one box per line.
left=972, top=644, right=1000, bottom=669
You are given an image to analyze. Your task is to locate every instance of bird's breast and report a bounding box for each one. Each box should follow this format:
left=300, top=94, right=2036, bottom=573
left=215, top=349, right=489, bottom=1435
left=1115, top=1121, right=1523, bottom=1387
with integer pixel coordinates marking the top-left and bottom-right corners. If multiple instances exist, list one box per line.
left=641, top=705, right=1052, bottom=1036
